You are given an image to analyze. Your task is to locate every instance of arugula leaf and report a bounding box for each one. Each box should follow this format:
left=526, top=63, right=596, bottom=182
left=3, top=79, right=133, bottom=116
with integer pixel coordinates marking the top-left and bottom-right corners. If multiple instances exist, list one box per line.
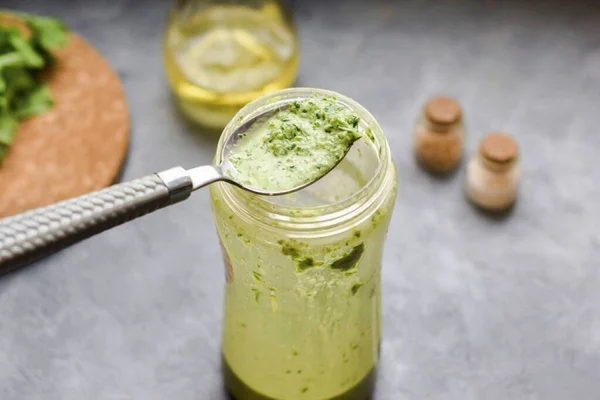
left=0, top=11, right=68, bottom=161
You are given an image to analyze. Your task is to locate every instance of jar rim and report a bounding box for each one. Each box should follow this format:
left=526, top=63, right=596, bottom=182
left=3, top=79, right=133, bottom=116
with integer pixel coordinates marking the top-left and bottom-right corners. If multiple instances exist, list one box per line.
left=213, top=87, right=392, bottom=233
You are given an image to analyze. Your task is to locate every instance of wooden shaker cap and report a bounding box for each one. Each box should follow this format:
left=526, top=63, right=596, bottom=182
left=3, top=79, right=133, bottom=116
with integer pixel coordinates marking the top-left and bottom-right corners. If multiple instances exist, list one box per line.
left=479, top=133, right=518, bottom=164
left=424, top=96, right=462, bottom=125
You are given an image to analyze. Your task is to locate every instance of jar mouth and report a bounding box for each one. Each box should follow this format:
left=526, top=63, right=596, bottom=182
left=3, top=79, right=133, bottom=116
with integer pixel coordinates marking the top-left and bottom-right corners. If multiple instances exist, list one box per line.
left=214, top=88, right=391, bottom=232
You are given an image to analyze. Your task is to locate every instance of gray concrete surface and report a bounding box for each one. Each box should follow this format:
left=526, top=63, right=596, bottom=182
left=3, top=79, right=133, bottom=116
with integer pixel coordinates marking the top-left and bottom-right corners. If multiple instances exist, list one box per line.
left=2, top=0, right=600, bottom=399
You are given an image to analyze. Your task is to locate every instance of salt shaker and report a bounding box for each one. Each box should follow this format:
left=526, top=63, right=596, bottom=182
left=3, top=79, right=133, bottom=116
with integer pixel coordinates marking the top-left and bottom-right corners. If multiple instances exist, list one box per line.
left=466, top=132, right=520, bottom=212
left=414, top=96, right=464, bottom=174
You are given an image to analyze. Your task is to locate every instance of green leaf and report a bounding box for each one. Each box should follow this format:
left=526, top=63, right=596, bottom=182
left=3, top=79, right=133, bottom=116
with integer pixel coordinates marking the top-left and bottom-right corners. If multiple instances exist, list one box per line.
left=0, top=51, right=22, bottom=70
left=19, top=14, right=68, bottom=51
left=8, top=33, right=44, bottom=68
left=0, top=11, right=68, bottom=158
left=0, top=27, right=20, bottom=51
left=0, top=95, right=8, bottom=113
left=13, top=84, right=53, bottom=119
left=0, top=113, right=18, bottom=145
left=3, top=66, right=35, bottom=91
left=0, top=144, right=8, bottom=161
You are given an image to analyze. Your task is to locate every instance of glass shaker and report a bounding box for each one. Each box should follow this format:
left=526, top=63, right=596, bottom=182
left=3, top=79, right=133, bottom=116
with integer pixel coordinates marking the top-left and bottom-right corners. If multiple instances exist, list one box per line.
left=414, top=96, right=464, bottom=174
left=163, top=0, right=299, bottom=129
left=210, top=88, right=398, bottom=399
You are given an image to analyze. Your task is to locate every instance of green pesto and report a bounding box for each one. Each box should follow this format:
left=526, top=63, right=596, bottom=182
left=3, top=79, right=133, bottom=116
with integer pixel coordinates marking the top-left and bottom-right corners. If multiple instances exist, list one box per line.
left=279, top=239, right=302, bottom=258
left=278, top=240, right=325, bottom=272
left=329, top=243, right=365, bottom=271
left=365, top=127, right=375, bottom=143
left=371, top=210, right=383, bottom=229
left=350, top=282, right=363, bottom=295
left=251, top=288, right=261, bottom=303
left=252, top=270, right=264, bottom=282
left=229, top=97, right=363, bottom=191
left=296, top=256, right=322, bottom=272
left=279, top=238, right=368, bottom=274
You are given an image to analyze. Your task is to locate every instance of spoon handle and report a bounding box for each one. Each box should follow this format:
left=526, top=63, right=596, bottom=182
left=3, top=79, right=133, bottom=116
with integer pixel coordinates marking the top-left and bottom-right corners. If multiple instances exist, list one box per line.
left=0, top=167, right=193, bottom=275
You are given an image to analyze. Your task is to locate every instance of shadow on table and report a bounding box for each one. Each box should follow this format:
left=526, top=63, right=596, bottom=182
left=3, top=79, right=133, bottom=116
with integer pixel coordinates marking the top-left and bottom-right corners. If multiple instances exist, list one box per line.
left=468, top=198, right=516, bottom=222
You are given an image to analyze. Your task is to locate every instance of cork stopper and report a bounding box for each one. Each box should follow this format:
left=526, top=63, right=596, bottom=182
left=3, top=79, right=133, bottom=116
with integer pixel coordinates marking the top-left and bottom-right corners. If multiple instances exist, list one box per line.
left=424, top=96, right=462, bottom=125
left=479, top=133, right=518, bottom=164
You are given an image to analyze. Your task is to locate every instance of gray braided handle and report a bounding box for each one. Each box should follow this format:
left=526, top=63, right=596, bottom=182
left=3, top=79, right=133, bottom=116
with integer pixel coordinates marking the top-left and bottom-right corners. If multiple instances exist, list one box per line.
left=0, top=167, right=193, bottom=275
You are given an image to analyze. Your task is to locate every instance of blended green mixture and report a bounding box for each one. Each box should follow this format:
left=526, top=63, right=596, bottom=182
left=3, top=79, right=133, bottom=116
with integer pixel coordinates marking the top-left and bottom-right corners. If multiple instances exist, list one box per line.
left=228, top=97, right=363, bottom=191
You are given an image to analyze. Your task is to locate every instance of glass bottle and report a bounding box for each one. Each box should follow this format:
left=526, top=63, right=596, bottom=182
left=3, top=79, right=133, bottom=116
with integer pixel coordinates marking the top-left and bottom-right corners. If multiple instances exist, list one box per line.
left=466, top=132, right=520, bottom=211
left=163, top=0, right=299, bottom=129
left=414, top=96, right=464, bottom=174
left=210, top=88, right=398, bottom=399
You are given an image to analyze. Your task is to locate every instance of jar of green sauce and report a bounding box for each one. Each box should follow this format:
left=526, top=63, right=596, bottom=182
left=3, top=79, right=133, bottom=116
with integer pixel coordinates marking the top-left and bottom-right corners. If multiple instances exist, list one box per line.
left=210, top=88, right=398, bottom=399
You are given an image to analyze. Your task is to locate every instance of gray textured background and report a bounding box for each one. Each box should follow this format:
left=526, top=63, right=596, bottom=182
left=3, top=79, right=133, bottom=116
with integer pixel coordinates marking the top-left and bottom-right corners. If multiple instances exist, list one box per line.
left=2, top=0, right=600, bottom=399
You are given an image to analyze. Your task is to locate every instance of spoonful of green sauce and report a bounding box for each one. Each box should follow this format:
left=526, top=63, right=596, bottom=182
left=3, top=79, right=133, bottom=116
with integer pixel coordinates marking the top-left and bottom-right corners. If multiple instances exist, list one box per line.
left=224, top=96, right=362, bottom=194
left=0, top=94, right=364, bottom=271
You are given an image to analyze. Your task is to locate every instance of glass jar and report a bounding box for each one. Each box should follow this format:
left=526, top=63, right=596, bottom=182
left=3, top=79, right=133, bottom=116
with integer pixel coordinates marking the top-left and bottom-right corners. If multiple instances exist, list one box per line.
left=163, top=0, right=299, bottom=129
left=210, top=88, right=398, bottom=399
left=414, top=96, right=464, bottom=174
left=466, top=132, right=520, bottom=211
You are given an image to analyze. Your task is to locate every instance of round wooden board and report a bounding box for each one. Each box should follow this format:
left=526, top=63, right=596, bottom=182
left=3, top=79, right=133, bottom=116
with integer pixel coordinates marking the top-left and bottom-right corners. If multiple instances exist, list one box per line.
left=0, top=33, right=130, bottom=218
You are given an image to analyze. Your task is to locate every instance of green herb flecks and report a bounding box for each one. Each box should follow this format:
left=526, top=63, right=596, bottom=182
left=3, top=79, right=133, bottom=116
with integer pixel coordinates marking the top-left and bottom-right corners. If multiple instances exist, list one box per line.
left=295, top=256, right=322, bottom=272
left=279, top=239, right=302, bottom=258
left=350, top=282, right=363, bottom=295
left=278, top=239, right=324, bottom=272
left=250, top=288, right=262, bottom=303
left=0, top=11, right=68, bottom=161
left=365, top=127, right=375, bottom=143
left=229, top=97, right=363, bottom=191
left=252, top=270, right=264, bottom=283
left=330, top=243, right=365, bottom=271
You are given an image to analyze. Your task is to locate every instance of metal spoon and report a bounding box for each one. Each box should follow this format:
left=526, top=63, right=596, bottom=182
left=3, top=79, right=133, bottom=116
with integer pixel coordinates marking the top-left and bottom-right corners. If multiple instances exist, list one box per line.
left=0, top=108, right=352, bottom=274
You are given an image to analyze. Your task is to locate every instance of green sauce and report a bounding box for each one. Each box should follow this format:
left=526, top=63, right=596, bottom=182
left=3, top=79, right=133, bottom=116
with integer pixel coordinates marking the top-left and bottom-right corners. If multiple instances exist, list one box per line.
left=211, top=91, right=399, bottom=400
left=330, top=244, right=365, bottom=271
left=229, top=97, right=362, bottom=191
left=278, top=239, right=366, bottom=274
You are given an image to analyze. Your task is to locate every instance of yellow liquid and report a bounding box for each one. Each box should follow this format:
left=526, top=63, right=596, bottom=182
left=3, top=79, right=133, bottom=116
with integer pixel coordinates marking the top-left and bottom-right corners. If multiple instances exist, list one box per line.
left=163, top=3, right=299, bottom=129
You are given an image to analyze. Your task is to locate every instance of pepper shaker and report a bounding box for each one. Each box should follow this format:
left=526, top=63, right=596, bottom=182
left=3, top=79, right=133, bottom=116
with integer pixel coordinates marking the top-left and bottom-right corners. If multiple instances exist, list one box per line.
left=414, top=96, right=464, bottom=174
left=466, top=132, right=520, bottom=212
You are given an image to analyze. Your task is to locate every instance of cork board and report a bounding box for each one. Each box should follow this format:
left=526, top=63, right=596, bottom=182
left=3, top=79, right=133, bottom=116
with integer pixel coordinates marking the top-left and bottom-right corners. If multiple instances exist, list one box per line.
left=0, top=33, right=130, bottom=218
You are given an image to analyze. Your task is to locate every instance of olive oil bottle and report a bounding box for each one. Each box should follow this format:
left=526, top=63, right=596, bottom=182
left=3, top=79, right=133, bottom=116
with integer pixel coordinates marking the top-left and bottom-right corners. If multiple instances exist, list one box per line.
left=163, top=0, right=299, bottom=129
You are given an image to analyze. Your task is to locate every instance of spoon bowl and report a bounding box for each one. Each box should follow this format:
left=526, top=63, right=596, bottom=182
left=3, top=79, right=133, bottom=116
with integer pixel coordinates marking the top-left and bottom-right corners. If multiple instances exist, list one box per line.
left=187, top=101, right=354, bottom=196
